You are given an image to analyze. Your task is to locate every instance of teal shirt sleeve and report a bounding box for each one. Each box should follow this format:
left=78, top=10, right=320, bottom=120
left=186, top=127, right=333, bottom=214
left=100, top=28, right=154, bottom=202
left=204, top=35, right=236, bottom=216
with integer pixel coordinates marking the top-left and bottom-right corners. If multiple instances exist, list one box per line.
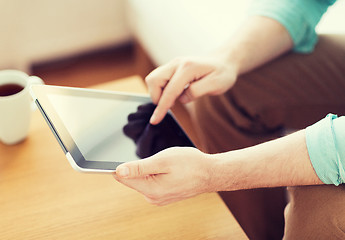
left=248, top=0, right=336, bottom=53
left=306, top=114, right=345, bottom=185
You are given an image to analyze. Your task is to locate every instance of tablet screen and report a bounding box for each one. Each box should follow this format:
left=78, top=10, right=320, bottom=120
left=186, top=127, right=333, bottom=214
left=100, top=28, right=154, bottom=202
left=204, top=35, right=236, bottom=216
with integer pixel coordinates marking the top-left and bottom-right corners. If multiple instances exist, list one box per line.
left=32, top=85, right=194, bottom=171
left=47, top=93, right=142, bottom=162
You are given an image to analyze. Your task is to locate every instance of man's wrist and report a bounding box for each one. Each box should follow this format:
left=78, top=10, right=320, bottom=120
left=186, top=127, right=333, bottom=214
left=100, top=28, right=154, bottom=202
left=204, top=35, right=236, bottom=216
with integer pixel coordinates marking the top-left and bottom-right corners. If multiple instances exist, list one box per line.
left=197, top=152, right=224, bottom=193
left=204, top=152, right=242, bottom=192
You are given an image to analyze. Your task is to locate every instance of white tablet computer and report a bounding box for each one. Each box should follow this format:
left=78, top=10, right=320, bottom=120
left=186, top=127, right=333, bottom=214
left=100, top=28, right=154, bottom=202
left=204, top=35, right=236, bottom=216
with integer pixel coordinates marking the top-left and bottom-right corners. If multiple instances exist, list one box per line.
left=30, top=85, right=194, bottom=173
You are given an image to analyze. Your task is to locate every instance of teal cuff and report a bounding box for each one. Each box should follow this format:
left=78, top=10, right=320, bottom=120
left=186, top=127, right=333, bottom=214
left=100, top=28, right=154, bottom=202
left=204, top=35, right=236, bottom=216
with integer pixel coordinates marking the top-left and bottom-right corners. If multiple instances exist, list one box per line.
left=306, top=114, right=345, bottom=185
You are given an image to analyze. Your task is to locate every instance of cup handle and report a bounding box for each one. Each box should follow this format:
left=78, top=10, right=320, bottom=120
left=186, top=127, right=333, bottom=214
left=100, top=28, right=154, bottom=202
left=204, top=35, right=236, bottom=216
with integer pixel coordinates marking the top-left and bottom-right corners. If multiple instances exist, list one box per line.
left=28, top=76, right=44, bottom=86
left=28, top=76, right=45, bottom=111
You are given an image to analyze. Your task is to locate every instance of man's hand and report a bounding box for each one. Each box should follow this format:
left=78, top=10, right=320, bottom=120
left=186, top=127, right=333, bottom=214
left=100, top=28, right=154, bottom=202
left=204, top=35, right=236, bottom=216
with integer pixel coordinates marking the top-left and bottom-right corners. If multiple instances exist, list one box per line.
left=114, top=130, right=323, bottom=206
left=146, top=57, right=239, bottom=125
left=113, top=147, right=213, bottom=206
left=146, top=16, right=293, bottom=125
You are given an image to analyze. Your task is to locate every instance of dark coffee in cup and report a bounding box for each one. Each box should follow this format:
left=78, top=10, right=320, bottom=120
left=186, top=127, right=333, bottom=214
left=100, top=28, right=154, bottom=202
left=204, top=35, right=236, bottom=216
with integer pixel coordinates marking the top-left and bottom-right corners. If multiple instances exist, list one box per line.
left=0, top=83, right=24, bottom=97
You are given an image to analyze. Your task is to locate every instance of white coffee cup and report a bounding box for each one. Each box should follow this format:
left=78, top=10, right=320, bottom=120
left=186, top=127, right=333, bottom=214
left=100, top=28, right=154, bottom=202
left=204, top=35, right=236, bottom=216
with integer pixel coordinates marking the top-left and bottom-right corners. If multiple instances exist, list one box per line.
left=0, top=70, right=44, bottom=145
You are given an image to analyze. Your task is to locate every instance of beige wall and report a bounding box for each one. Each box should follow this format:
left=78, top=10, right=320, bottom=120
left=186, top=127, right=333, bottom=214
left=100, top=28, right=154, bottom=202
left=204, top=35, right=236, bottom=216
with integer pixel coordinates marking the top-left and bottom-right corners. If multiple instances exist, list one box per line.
left=0, top=0, right=131, bottom=71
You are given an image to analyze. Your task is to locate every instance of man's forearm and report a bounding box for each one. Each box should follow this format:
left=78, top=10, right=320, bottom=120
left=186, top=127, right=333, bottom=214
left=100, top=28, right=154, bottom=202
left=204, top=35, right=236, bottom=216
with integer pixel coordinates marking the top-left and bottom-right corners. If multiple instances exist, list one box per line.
left=209, top=130, right=323, bottom=192
left=215, top=16, right=293, bottom=76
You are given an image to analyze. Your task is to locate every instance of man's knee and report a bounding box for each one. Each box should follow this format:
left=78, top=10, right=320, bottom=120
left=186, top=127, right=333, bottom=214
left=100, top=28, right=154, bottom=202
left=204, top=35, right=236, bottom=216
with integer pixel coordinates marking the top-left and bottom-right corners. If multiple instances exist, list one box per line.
left=284, top=185, right=345, bottom=239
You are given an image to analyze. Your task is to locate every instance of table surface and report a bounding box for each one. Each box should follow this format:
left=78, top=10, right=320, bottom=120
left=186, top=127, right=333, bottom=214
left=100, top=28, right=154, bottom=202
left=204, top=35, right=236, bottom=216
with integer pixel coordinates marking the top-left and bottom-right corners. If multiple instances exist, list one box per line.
left=0, top=76, right=247, bottom=240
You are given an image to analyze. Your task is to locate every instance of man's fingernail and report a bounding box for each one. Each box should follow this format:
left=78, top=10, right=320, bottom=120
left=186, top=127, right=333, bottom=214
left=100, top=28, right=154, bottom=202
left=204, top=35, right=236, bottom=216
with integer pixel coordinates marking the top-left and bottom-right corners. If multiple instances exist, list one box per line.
left=117, top=166, right=129, bottom=178
left=150, top=114, right=156, bottom=124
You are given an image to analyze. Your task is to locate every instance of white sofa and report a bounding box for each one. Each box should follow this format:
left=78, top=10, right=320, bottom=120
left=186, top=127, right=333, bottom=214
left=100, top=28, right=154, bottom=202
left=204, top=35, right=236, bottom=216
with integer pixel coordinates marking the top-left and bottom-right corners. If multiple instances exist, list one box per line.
left=127, top=0, right=345, bottom=67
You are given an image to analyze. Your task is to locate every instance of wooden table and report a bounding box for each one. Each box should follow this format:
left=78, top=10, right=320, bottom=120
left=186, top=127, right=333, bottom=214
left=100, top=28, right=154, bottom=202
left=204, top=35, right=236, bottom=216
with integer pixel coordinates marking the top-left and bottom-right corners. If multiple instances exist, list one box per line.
left=0, top=76, right=247, bottom=240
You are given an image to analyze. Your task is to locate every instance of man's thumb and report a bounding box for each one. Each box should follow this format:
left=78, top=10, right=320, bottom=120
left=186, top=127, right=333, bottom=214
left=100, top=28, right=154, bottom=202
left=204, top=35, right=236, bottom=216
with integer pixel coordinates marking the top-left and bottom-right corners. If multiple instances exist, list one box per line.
left=116, top=158, right=164, bottom=178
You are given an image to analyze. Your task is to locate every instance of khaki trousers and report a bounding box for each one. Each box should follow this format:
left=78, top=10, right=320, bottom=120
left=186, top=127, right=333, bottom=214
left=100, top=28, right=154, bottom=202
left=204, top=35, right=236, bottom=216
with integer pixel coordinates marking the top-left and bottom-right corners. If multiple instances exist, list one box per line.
left=191, top=35, right=345, bottom=239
